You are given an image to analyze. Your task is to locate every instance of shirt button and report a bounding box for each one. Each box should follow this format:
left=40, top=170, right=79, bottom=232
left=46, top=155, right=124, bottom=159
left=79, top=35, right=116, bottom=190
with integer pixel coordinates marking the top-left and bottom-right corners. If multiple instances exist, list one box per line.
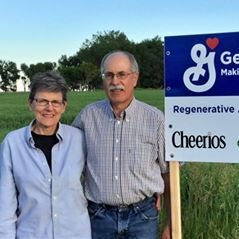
left=115, top=157, right=118, bottom=161
left=53, top=195, right=57, bottom=200
left=48, top=178, right=51, bottom=183
left=117, top=120, right=120, bottom=125
left=54, top=213, right=57, bottom=218
left=116, top=139, right=119, bottom=143
left=115, top=176, right=118, bottom=180
left=116, top=194, right=120, bottom=198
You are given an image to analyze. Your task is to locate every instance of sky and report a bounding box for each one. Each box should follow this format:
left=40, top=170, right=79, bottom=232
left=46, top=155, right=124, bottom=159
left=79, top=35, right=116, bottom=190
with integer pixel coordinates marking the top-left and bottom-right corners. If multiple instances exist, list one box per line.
left=1, top=0, right=239, bottom=67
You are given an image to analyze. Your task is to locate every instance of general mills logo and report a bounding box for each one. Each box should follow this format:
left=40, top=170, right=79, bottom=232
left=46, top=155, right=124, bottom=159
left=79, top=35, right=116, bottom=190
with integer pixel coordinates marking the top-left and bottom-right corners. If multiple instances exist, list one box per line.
left=183, top=38, right=219, bottom=93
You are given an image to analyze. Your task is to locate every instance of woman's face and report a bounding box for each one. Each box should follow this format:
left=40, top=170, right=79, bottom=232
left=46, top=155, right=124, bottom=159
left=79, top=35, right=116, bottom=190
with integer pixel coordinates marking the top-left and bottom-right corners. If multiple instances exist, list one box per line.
left=29, top=91, right=67, bottom=134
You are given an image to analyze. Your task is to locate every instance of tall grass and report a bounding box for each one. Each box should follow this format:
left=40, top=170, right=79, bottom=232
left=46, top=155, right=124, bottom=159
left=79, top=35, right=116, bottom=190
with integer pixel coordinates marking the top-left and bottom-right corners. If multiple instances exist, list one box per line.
left=1, top=89, right=239, bottom=238
left=181, top=162, right=239, bottom=238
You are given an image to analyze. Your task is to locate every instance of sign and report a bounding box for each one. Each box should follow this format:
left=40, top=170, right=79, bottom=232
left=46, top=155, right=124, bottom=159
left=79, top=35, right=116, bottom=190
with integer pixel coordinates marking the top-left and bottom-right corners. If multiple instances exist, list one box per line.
left=165, top=32, right=239, bottom=163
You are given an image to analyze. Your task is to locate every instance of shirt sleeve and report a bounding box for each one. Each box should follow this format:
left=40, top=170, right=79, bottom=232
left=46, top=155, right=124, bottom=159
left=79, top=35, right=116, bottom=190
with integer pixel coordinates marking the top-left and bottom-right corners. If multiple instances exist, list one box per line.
left=72, top=111, right=84, bottom=130
left=0, top=139, right=18, bottom=238
left=157, top=112, right=169, bottom=174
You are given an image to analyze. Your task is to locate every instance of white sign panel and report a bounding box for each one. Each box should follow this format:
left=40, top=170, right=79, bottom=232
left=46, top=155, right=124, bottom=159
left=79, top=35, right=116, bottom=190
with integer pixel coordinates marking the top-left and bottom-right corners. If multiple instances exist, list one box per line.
left=165, top=32, right=239, bottom=163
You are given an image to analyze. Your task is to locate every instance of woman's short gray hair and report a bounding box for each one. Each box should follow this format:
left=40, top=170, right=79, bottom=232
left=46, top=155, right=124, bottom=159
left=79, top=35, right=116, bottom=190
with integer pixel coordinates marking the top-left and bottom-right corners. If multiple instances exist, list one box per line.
left=29, top=71, right=68, bottom=102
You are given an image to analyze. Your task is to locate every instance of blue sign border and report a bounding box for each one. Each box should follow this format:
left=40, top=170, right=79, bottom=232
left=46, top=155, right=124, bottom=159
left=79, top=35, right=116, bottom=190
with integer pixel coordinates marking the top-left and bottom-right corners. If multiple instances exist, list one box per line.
left=165, top=31, right=239, bottom=97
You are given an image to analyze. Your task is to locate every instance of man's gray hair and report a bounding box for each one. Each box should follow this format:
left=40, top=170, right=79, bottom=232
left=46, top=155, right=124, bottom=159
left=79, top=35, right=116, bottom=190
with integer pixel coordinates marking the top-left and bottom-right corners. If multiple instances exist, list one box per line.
left=100, top=50, right=139, bottom=74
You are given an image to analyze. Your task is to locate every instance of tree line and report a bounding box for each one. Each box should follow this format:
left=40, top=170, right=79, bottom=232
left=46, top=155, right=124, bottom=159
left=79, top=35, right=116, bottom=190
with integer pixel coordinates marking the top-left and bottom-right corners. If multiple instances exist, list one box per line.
left=0, top=30, right=164, bottom=91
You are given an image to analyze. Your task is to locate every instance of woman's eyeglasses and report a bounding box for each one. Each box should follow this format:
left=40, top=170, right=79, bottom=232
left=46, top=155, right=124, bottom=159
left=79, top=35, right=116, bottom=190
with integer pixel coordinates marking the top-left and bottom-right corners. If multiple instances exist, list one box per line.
left=33, top=98, right=64, bottom=107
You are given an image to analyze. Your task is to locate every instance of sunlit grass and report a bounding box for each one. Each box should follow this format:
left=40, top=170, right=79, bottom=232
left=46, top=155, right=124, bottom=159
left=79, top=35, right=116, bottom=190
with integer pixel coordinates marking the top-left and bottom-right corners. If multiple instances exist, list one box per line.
left=0, top=89, right=164, bottom=140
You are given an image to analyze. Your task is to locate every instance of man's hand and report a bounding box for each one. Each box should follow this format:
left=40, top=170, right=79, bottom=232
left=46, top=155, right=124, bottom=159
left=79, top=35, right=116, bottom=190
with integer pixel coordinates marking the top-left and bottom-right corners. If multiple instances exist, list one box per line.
left=155, top=194, right=161, bottom=211
left=161, top=224, right=171, bottom=239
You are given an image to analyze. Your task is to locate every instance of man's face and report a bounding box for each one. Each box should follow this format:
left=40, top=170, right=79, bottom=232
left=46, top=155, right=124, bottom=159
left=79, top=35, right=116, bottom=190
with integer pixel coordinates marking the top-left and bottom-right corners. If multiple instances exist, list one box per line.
left=103, top=53, right=138, bottom=110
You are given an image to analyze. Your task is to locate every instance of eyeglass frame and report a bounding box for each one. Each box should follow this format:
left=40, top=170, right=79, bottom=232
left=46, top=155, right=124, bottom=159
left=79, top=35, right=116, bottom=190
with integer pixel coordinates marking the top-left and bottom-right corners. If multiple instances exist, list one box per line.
left=102, top=71, right=135, bottom=81
left=33, top=98, right=65, bottom=107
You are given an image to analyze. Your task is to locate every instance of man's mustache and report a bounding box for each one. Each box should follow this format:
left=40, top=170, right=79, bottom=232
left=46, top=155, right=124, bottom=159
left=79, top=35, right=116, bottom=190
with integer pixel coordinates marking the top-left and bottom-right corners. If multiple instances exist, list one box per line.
left=108, top=85, right=125, bottom=91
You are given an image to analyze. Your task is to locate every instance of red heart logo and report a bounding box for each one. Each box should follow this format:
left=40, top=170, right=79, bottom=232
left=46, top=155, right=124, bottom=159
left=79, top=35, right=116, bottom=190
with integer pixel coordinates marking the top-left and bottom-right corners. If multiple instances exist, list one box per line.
left=206, top=37, right=219, bottom=50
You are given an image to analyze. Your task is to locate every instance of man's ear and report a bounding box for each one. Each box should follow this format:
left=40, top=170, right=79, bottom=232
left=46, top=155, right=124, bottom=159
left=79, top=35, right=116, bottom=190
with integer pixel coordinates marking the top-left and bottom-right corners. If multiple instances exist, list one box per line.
left=133, top=73, right=139, bottom=87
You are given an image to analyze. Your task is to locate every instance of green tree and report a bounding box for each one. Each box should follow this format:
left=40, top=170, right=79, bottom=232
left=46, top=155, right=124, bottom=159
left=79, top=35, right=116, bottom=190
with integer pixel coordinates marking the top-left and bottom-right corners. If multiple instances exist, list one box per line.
left=0, top=60, right=20, bottom=91
left=59, top=30, right=135, bottom=88
left=76, top=30, right=134, bottom=66
left=21, top=62, right=57, bottom=81
left=135, top=36, right=164, bottom=88
left=58, top=66, right=83, bottom=91
left=58, top=31, right=164, bottom=89
left=58, top=55, right=81, bottom=67
left=58, top=63, right=99, bottom=91
left=79, top=62, right=100, bottom=89
left=20, top=63, right=30, bottom=91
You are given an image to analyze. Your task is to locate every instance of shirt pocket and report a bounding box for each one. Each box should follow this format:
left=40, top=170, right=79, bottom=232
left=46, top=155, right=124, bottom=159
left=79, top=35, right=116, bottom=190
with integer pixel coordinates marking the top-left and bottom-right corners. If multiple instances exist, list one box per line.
left=132, top=135, right=156, bottom=172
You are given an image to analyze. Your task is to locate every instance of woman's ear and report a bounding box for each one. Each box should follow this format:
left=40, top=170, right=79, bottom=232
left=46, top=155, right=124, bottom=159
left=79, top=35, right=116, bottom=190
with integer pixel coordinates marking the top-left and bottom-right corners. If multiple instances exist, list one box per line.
left=28, top=99, right=33, bottom=111
left=61, top=101, right=68, bottom=113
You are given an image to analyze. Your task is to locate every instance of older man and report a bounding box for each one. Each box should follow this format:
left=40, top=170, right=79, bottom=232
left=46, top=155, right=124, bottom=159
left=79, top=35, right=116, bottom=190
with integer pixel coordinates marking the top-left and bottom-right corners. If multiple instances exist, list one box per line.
left=73, top=51, right=171, bottom=239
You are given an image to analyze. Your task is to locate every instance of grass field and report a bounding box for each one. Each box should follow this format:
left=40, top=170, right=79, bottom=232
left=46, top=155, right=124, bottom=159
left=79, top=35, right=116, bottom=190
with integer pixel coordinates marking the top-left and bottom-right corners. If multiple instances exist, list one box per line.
left=0, top=89, right=164, bottom=140
left=1, top=89, right=239, bottom=238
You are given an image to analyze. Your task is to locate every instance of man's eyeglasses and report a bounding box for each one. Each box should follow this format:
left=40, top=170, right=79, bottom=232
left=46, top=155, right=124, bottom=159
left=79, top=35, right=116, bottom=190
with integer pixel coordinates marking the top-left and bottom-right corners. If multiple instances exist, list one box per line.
left=102, top=71, right=135, bottom=81
left=33, top=98, right=64, bottom=107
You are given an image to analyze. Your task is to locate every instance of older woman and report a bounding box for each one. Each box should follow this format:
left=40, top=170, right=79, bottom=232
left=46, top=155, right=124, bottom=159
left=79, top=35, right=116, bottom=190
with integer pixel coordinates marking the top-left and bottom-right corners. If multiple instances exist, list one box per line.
left=0, top=71, right=91, bottom=239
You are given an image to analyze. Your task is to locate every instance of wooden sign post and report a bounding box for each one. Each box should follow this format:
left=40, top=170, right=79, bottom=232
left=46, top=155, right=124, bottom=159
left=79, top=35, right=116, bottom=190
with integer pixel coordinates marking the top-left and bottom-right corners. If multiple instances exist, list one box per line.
left=170, top=161, right=182, bottom=239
